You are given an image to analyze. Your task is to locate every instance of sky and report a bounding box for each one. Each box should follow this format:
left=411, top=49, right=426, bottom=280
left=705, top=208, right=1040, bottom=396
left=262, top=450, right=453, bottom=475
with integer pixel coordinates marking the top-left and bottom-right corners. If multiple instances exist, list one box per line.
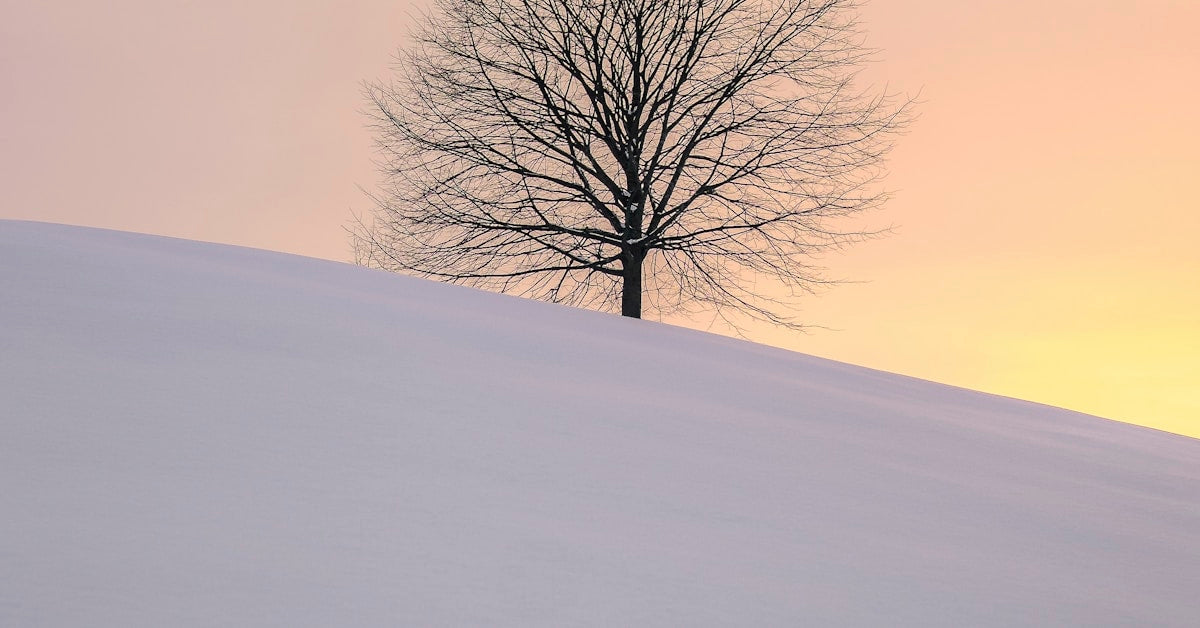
left=2, top=0, right=1196, bottom=438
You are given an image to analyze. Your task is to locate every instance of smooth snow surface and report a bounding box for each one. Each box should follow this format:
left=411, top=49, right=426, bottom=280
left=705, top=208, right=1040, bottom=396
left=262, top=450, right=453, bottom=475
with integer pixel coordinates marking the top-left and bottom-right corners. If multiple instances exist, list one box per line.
left=2, top=220, right=1198, bottom=627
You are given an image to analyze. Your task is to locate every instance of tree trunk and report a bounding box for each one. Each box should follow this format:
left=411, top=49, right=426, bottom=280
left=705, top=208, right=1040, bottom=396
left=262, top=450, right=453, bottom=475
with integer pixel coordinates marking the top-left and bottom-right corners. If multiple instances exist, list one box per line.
left=621, top=252, right=643, bottom=318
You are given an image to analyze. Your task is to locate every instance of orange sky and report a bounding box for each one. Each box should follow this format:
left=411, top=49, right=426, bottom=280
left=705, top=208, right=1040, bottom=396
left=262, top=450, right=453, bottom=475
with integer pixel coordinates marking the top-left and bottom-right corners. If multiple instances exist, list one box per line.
left=2, top=0, right=1196, bottom=437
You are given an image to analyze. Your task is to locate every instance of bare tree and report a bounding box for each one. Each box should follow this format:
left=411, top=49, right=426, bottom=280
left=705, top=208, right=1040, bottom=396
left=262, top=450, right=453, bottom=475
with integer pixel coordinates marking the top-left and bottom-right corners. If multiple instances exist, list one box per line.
left=353, top=0, right=908, bottom=325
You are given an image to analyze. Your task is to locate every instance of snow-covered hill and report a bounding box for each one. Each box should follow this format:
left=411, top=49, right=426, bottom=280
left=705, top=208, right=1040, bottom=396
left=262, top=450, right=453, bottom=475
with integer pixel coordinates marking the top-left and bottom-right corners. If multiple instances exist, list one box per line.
left=2, top=220, right=1197, bottom=626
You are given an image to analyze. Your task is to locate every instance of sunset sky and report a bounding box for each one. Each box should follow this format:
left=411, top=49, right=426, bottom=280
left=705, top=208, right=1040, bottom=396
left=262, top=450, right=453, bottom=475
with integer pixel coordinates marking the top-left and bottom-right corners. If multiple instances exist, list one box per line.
left=2, top=0, right=1196, bottom=437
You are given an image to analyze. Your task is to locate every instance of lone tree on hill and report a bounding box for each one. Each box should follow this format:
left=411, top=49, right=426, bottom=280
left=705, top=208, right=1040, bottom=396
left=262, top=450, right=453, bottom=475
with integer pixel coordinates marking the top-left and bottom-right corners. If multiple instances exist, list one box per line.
left=353, top=0, right=908, bottom=325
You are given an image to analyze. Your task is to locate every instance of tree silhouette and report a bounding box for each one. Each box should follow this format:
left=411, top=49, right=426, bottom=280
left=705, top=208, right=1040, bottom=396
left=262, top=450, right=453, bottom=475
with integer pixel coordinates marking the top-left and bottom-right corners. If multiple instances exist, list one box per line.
left=353, top=0, right=908, bottom=325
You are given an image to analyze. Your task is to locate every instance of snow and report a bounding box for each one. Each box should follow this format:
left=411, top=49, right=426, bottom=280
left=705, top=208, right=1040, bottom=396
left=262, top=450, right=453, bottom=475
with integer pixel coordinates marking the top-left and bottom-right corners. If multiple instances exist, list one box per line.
left=1, top=219, right=1197, bottom=626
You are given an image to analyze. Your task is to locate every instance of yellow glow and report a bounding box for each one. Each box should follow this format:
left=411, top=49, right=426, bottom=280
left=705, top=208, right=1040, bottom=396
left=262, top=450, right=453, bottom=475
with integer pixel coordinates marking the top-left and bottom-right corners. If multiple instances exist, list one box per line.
left=725, top=262, right=1200, bottom=439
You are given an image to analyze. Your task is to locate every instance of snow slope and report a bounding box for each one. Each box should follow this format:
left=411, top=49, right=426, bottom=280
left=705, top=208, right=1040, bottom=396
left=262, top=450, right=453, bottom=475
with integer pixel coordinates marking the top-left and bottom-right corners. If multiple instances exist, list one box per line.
left=1, top=220, right=1197, bottom=627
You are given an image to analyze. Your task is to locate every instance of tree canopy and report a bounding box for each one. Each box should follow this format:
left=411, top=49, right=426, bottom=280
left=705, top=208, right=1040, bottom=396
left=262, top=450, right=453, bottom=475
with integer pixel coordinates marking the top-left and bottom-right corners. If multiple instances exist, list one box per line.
left=353, top=0, right=908, bottom=325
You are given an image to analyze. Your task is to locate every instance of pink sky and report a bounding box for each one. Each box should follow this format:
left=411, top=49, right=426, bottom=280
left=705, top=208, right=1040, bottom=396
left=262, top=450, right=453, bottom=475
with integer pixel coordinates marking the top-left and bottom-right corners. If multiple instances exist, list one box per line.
left=2, top=0, right=1197, bottom=437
